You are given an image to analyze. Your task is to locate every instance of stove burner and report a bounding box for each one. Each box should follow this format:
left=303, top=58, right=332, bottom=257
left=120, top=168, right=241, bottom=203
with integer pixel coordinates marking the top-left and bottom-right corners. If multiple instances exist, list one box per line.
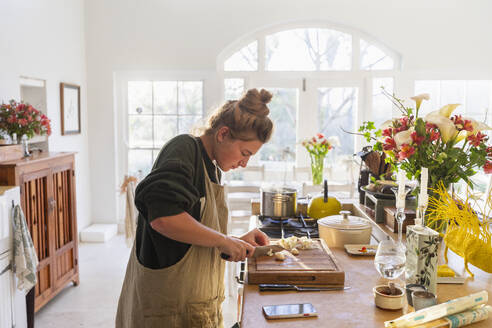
left=258, top=215, right=319, bottom=239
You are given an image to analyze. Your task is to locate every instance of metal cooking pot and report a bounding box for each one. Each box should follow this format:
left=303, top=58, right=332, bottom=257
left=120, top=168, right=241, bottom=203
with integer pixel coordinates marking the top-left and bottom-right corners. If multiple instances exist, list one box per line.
left=260, top=186, right=297, bottom=218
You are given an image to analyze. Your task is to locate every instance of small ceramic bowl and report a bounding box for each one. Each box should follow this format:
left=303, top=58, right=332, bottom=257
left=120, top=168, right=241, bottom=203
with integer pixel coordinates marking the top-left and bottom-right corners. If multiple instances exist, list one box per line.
left=405, top=284, right=426, bottom=307
left=412, top=291, right=437, bottom=311
left=373, top=285, right=406, bottom=310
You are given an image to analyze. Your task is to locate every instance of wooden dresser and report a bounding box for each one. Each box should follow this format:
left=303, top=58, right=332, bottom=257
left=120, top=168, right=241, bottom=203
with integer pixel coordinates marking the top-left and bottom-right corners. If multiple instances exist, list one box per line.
left=0, top=152, right=79, bottom=312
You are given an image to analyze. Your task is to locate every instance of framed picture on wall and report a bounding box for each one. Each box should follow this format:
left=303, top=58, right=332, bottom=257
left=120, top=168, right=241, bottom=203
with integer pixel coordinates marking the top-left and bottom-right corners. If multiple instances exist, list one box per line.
left=60, top=82, right=81, bottom=135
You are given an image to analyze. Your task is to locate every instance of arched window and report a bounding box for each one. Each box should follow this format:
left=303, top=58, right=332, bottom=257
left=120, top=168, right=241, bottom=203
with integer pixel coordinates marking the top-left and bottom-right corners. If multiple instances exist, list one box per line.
left=218, top=23, right=401, bottom=178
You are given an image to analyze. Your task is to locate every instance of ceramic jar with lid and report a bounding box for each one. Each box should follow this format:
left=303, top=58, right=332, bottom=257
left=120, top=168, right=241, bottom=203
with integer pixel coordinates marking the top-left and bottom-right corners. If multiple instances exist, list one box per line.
left=318, top=210, right=372, bottom=247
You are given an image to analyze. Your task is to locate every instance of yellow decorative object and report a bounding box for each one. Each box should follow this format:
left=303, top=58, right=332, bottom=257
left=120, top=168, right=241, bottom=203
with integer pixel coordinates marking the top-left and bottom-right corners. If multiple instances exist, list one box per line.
left=437, top=264, right=455, bottom=277
left=427, top=182, right=492, bottom=277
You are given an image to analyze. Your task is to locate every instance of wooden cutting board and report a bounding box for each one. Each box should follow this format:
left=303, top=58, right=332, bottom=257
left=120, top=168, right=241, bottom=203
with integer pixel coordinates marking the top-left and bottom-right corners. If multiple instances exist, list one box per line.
left=247, top=239, right=345, bottom=286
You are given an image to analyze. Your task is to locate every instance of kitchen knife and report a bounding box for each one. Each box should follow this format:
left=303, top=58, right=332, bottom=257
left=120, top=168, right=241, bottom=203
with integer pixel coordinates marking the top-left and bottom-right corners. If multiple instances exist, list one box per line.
left=259, top=284, right=351, bottom=292
left=220, top=245, right=285, bottom=260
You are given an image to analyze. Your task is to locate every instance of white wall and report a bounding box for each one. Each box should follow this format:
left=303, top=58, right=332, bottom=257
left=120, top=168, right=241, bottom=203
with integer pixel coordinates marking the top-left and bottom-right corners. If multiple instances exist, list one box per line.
left=0, top=0, right=91, bottom=230
left=85, top=0, right=492, bottom=224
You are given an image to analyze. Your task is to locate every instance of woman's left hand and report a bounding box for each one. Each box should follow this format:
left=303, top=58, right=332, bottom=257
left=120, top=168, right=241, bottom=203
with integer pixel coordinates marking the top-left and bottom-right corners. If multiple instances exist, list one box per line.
left=239, top=228, right=270, bottom=247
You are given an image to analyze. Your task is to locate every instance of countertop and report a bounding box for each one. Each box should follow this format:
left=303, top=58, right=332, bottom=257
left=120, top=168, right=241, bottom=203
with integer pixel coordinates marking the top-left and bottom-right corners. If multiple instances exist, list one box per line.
left=240, top=202, right=492, bottom=328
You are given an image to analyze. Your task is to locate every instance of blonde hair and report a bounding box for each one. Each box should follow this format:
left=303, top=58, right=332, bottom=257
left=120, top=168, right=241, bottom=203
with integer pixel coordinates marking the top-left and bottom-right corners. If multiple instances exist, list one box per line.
left=201, top=88, right=274, bottom=143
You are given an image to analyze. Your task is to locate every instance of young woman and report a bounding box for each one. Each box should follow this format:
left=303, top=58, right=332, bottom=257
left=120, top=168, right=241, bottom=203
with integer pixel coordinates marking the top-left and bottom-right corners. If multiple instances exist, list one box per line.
left=116, top=88, right=274, bottom=327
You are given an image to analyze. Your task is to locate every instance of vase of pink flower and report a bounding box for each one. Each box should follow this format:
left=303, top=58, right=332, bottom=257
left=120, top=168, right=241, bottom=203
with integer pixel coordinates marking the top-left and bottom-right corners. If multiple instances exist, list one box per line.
left=302, top=133, right=334, bottom=185
left=359, top=88, right=491, bottom=194
left=0, top=100, right=52, bottom=142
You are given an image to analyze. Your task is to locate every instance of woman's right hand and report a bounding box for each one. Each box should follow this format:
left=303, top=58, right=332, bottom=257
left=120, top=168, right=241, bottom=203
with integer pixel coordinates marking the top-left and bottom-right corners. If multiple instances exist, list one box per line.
left=218, top=236, right=255, bottom=262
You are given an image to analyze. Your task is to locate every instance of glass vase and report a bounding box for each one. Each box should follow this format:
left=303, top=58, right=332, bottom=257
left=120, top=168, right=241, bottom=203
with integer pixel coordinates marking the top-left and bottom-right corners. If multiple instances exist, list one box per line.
left=310, top=154, right=325, bottom=185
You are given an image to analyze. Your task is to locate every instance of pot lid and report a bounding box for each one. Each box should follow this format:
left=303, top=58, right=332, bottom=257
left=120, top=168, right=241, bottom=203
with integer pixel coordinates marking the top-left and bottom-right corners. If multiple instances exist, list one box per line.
left=261, top=186, right=297, bottom=193
left=318, top=210, right=371, bottom=230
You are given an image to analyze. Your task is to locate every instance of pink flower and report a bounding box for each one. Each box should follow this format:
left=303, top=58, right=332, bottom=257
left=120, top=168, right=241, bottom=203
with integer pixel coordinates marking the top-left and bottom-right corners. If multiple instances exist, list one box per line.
left=467, top=132, right=487, bottom=147
left=411, top=131, right=425, bottom=145
left=484, top=161, right=492, bottom=174
left=425, top=123, right=438, bottom=131
left=383, top=138, right=396, bottom=151
left=399, top=116, right=409, bottom=128
left=382, top=128, right=393, bottom=137
left=18, top=119, right=28, bottom=126
left=398, top=144, right=415, bottom=161
left=429, top=130, right=440, bottom=142
left=452, top=115, right=474, bottom=132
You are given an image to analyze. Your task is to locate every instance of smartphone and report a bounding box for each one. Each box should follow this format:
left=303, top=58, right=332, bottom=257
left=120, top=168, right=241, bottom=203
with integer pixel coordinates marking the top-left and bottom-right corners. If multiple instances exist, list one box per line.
left=262, top=303, right=318, bottom=319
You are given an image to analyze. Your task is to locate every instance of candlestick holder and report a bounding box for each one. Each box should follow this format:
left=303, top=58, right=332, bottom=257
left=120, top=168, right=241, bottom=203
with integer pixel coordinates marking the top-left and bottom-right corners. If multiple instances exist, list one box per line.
left=390, top=185, right=414, bottom=249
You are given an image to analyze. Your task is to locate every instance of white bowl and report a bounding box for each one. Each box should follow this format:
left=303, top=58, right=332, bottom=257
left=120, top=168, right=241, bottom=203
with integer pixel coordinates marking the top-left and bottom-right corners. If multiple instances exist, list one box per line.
left=373, top=285, right=405, bottom=310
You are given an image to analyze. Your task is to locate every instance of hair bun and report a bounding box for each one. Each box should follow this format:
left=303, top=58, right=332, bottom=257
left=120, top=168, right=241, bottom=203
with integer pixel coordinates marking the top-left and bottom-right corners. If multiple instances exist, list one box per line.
left=238, top=88, right=272, bottom=118
left=259, top=89, right=273, bottom=104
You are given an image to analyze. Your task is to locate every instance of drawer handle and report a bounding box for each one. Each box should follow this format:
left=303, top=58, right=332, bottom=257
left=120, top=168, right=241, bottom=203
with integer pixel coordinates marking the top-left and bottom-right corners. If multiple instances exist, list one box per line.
left=0, top=262, right=12, bottom=276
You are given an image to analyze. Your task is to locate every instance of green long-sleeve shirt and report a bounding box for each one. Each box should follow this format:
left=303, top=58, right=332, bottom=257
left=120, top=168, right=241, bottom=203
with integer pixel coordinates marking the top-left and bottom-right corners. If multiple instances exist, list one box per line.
left=134, top=134, right=220, bottom=269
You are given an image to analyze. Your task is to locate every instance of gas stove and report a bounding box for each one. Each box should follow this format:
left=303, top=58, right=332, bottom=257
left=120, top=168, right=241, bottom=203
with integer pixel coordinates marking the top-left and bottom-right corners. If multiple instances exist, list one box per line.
left=257, top=215, right=319, bottom=239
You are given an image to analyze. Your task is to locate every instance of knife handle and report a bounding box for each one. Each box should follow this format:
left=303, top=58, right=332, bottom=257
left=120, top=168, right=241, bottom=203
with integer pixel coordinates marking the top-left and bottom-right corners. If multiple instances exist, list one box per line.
left=259, top=284, right=296, bottom=291
left=220, top=249, right=249, bottom=260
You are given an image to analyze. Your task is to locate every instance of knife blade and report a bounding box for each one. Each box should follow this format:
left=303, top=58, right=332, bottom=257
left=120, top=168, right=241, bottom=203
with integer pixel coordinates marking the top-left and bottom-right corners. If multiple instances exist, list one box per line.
left=259, top=284, right=351, bottom=292
left=220, top=245, right=285, bottom=260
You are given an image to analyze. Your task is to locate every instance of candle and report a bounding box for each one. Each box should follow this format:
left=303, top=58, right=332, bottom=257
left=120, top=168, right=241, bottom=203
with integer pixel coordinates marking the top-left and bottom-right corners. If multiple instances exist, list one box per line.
left=419, top=167, right=428, bottom=208
left=396, top=169, right=406, bottom=208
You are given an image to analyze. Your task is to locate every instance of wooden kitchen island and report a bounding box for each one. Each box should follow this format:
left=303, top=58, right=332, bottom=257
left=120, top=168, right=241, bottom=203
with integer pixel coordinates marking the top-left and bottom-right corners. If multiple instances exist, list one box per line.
left=241, top=202, right=492, bottom=328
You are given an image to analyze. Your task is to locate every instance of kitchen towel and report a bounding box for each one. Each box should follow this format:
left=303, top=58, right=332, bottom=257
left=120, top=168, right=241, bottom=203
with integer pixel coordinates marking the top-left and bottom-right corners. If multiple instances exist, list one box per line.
left=122, top=175, right=138, bottom=247
left=12, top=204, right=38, bottom=293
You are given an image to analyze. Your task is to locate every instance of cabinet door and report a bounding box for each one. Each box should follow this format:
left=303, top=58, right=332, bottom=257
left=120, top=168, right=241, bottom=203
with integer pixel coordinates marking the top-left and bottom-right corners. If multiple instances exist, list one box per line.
left=52, top=167, right=78, bottom=289
left=0, top=254, right=13, bottom=328
left=20, top=168, right=52, bottom=303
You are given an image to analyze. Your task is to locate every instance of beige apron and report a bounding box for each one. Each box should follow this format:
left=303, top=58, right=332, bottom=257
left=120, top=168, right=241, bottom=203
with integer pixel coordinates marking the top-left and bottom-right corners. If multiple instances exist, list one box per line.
left=115, top=161, right=228, bottom=328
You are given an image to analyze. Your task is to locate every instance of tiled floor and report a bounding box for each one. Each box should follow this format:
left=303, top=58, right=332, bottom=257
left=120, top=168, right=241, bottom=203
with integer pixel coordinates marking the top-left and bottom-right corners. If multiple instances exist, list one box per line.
left=35, top=234, right=238, bottom=327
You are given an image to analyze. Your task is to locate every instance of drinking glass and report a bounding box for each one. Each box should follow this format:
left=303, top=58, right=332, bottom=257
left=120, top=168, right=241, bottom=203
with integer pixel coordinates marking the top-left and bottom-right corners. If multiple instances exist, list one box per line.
left=374, top=238, right=406, bottom=280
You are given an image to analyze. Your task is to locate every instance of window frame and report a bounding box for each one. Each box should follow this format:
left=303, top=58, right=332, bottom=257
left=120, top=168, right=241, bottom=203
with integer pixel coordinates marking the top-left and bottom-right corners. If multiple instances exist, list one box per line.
left=217, top=21, right=401, bottom=169
left=114, top=70, right=218, bottom=183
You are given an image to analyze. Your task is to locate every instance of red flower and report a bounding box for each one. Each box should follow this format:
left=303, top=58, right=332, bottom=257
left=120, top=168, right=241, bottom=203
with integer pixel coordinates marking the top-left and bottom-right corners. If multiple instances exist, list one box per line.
left=7, top=116, right=17, bottom=124
left=18, top=119, right=28, bottom=126
left=484, top=161, right=492, bottom=174
left=411, top=131, right=425, bottom=145
left=382, top=128, right=393, bottom=137
left=429, top=130, right=440, bottom=142
left=398, top=144, right=415, bottom=161
left=425, top=123, right=438, bottom=131
left=463, top=120, right=473, bottom=132
left=383, top=138, right=396, bottom=151
left=316, top=133, right=324, bottom=139
left=452, top=115, right=473, bottom=132
left=467, top=132, right=487, bottom=147
left=399, top=116, right=409, bottom=128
